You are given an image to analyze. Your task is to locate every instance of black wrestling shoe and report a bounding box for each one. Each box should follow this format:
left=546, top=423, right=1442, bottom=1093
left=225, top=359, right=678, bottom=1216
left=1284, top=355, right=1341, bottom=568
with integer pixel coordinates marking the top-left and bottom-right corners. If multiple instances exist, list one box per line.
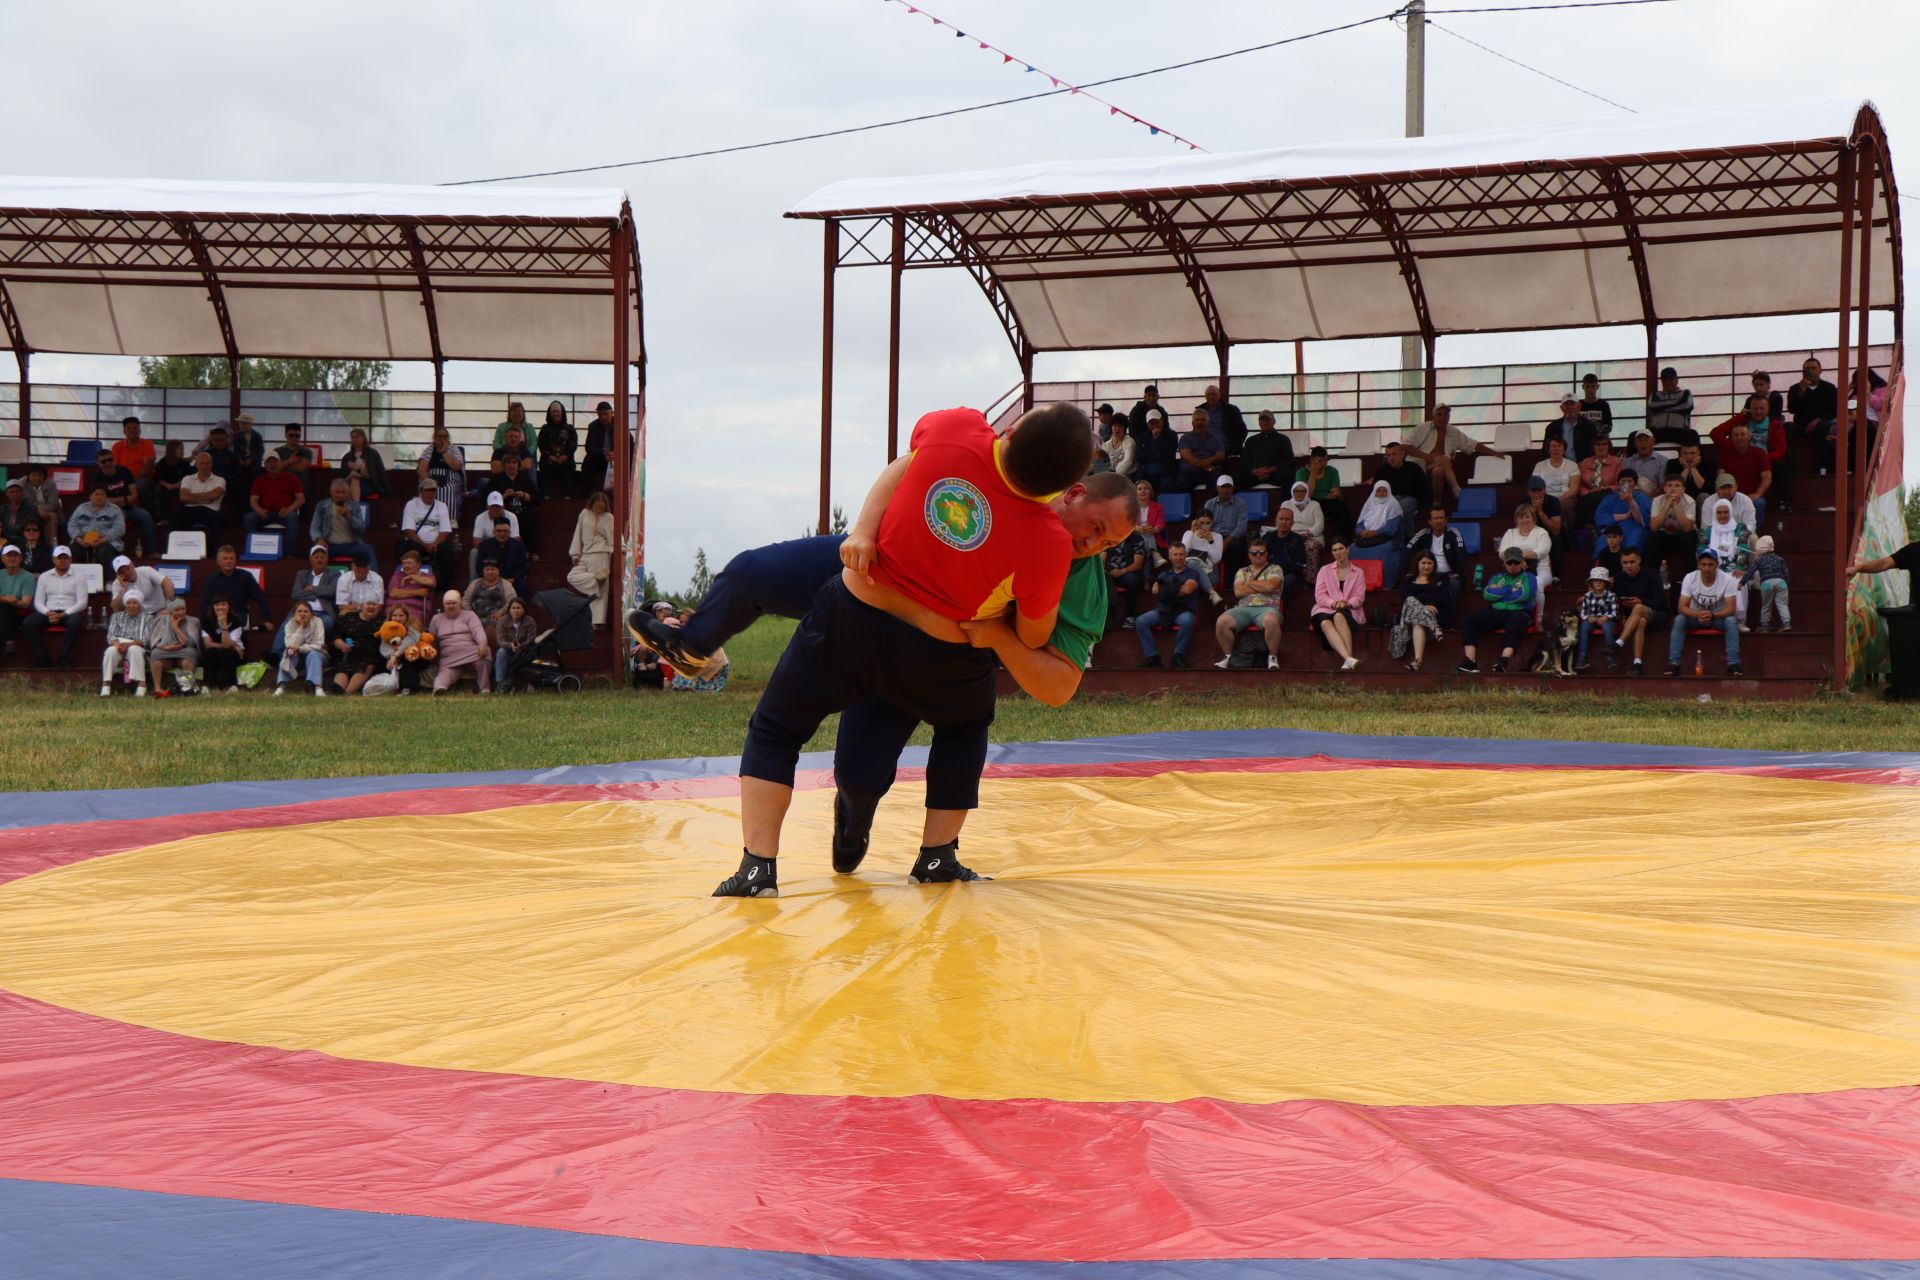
left=909, top=840, right=991, bottom=885
left=831, top=789, right=881, bottom=875
left=713, top=851, right=779, bottom=898
left=628, top=610, right=708, bottom=670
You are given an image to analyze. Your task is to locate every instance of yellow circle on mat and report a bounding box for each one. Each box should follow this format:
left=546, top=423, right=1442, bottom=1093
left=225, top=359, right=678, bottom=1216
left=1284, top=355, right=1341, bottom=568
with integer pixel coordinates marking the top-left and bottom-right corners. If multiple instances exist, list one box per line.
left=2, top=768, right=1919, bottom=1108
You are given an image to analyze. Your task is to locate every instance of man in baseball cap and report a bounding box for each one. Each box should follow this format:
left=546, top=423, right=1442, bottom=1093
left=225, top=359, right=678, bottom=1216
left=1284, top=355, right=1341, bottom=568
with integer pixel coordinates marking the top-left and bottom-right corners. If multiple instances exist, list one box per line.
left=23, top=544, right=88, bottom=666
left=1457, top=546, right=1538, bottom=674
left=0, top=542, right=32, bottom=656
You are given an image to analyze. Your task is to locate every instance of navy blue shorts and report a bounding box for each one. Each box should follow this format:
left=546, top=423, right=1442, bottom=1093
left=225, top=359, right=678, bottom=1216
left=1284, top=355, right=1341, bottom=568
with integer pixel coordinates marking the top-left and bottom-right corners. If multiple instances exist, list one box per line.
left=742, top=577, right=996, bottom=810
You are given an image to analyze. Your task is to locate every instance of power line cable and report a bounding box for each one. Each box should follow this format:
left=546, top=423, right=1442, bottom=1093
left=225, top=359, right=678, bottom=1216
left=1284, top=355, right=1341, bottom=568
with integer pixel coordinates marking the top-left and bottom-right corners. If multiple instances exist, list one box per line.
left=1426, top=19, right=1638, bottom=112
left=1425, top=0, right=1678, bottom=11
left=443, top=9, right=1405, bottom=185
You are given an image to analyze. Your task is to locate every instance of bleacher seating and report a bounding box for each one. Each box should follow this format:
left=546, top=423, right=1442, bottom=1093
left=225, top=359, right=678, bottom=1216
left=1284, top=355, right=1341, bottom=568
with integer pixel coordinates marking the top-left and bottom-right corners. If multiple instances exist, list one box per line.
left=1, top=447, right=616, bottom=684
left=1073, top=419, right=1842, bottom=697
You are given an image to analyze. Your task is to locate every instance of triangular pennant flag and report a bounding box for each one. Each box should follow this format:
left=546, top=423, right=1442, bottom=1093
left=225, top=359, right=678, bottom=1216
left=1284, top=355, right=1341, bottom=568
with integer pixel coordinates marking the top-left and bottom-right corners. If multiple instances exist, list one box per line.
left=1070, top=86, right=1080, bottom=94
left=1003, top=53, right=1012, bottom=62
left=979, top=41, right=989, bottom=48
left=906, top=5, right=917, bottom=11
left=1049, top=76, right=1059, bottom=86
left=1109, top=106, right=1118, bottom=115
left=1149, top=127, right=1159, bottom=135
left=1025, top=65, right=1035, bottom=72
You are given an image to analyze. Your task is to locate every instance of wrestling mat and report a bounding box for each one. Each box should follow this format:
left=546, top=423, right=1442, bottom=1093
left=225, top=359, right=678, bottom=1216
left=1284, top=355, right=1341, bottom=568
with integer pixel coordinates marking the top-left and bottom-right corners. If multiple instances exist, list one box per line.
left=2, top=728, right=1918, bottom=1278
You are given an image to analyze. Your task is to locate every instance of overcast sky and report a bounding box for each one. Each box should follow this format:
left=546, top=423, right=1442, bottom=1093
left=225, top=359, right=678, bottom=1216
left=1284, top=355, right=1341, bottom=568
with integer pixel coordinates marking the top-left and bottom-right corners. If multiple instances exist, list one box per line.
left=3, top=0, right=1914, bottom=587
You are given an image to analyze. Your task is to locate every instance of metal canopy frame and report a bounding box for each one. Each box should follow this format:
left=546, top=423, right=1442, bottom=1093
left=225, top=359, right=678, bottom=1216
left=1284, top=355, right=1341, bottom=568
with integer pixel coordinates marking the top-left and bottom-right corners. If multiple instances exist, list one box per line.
left=793, top=105, right=1903, bottom=686
left=0, top=190, right=647, bottom=683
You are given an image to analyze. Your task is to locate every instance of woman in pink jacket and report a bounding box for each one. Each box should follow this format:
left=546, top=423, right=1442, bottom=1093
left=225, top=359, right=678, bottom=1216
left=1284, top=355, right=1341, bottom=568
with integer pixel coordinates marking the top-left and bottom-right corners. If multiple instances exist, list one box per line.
left=1310, top=537, right=1367, bottom=671
left=428, top=589, right=493, bottom=694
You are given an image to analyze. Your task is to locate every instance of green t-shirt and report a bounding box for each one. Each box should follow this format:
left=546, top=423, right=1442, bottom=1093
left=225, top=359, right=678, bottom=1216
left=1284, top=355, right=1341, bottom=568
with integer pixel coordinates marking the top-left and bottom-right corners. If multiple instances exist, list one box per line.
left=0, top=567, right=35, bottom=602
left=1294, top=464, right=1341, bottom=499
left=1047, top=555, right=1105, bottom=670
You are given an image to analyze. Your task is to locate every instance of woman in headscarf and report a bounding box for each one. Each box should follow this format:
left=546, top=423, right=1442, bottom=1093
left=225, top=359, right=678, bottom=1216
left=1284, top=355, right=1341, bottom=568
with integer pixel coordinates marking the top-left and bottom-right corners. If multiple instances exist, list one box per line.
left=537, top=400, right=578, bottom=500
left=1697, top=496, right=1753, bottom=627
left=1281, top=480, right=1325, bottom=573
left=1353, top=479, right=1404, bottom=587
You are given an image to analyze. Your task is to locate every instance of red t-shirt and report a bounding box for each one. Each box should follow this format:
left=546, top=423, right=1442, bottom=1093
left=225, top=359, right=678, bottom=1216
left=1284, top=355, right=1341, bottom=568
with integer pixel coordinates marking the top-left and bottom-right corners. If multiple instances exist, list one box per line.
left=252, top=471, right=304, bottom=512
left=1718, top=441, right=1771, bottom=495
left=871, top=408, right=1070, bottom=622
left=112, top=438, right=155, bottom=476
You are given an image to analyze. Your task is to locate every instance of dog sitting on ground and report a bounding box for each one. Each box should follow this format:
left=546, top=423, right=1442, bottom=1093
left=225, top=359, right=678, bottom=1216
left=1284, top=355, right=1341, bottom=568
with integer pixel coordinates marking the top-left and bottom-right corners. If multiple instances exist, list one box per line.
left=1530, top=608, right=1581, bottom=676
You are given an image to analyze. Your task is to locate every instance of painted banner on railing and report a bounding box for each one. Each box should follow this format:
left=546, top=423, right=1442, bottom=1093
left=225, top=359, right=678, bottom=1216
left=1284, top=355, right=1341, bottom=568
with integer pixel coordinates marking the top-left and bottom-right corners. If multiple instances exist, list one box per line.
left=1844, top=365, right=1910, bottom=685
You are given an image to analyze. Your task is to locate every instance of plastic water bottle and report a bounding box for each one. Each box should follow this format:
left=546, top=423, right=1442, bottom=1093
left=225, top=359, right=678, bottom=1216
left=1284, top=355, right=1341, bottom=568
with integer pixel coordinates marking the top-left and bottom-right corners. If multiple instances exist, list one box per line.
left=1694, top=649, right=1704, bottom=677
left=1473, top=564, right=1486, bottom=590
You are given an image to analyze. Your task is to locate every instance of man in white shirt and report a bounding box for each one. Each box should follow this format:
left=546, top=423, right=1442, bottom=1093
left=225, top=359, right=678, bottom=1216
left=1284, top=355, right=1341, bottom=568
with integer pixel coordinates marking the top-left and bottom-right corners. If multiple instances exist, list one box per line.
left=470, top=491, right=520, bottom=542
left=398, top=478, right=458, bottom=585
left=333, top=550, right=386, bottom=612
left=109, top=554, right=174, bottom=615
left=175, top=450, right=228, bottom=536
left=1667, top=549, right=1741, bottom=678
left=24, top=546, right=89, bottom=666
left=468, top=492, right=522, bottom=580
left=1403, top=403, right=1504, bottom=502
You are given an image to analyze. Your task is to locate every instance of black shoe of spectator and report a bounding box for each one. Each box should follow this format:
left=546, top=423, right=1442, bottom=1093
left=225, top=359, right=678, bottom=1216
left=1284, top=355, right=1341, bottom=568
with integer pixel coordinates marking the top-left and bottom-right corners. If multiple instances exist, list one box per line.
left=1455, top=660, right=1479, bottom=673
left=831, top=789, right=881, bottom=875
left=1139, top=655, right=1162, bottom=669
left=630, top=610, right=707, bottom=669
left=1628, top=660, right=1643, bottom=676
left=1666, top=664, right=1682, bottom=677
left=909, top=840, right=990, bottom=885
left=1490, top=659, right=1509, bottom=674
left=1171, top=654, right=1189, bottom=669
left=713, top=851, right=779, bottom=898
left=1726, top=664, right=1743, bottom=677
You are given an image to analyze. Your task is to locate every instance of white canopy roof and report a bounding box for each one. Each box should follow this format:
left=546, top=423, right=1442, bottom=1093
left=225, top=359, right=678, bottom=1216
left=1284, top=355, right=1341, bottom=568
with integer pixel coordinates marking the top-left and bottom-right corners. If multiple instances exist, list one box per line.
left=791, top=100, right=1901, bottom=351
left=0, top=176, right=641, bottom=365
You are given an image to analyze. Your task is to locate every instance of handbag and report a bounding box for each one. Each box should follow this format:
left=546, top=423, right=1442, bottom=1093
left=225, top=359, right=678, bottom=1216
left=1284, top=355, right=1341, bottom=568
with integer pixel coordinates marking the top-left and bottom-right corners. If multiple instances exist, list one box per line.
left=361, top=672, right=398, bottom=697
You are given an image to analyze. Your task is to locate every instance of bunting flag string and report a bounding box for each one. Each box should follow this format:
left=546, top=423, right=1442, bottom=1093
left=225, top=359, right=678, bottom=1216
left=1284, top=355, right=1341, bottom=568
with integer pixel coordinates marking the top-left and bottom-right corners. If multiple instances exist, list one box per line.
left=882, top=0, right=1208, bottom=152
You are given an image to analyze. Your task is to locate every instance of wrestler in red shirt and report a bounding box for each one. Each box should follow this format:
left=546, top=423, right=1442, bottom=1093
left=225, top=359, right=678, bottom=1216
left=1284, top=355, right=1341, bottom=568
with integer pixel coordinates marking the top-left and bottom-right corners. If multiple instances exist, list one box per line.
left=719, top=402, right=1095, bottom=899
left=843, top=407, right=1071, bottom=652
left=864, top=407, right=1070, bottom=630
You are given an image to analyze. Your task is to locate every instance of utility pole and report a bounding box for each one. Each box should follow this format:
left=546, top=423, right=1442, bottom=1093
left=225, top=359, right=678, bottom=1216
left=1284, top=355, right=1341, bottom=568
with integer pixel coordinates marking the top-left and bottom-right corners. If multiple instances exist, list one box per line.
left=1402, top=0, right=1426, bottom=414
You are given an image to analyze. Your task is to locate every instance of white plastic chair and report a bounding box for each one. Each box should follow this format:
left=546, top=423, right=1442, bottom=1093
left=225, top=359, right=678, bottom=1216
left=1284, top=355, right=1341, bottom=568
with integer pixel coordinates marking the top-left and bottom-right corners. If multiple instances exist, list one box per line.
left=164, top=531, right=208, bottom=560
left=1470, top=454, right=1514, bottom=484
left=1493, top=422, right=1532, bottom=453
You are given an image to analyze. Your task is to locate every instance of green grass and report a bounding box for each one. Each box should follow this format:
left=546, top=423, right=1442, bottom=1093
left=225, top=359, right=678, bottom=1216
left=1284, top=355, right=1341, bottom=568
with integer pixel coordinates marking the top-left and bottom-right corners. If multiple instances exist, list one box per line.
left=5, top=616, right=1917, bottom=793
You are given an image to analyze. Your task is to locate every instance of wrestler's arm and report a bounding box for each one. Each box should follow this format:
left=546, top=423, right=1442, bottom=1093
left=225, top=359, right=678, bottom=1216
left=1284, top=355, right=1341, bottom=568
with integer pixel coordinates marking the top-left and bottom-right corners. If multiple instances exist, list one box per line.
left=1014, top=605, right=1058, bottom=650
left=841, top=454, right=913, bottom=581
left=959, top=617, right=1080, bottom=707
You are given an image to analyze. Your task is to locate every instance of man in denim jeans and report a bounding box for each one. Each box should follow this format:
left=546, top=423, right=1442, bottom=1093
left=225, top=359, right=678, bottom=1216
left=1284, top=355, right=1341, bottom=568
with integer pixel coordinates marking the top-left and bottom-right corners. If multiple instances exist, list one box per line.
left=1668, top=549, right=1741, bottom=678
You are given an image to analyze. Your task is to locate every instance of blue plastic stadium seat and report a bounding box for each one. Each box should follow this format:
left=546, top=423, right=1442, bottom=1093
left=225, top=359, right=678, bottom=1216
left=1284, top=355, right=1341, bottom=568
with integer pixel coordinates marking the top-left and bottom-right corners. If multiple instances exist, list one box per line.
left=1451, top=487, right=1497, bottom=521
left=64, top=439, right=102, bottom=466
left=1456, top=522, right=1483, bottom=554
left=1241, top=491, right=1270, bottom=522
left=1159, top=493, right=1192, bottom=523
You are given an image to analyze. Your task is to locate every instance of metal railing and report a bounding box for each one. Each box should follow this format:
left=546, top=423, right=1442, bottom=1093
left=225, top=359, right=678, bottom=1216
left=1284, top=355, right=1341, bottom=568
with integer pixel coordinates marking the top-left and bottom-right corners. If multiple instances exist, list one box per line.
left=0, top=387, right=615, bottom=464
left=998, top=345, right=1897, bottom=450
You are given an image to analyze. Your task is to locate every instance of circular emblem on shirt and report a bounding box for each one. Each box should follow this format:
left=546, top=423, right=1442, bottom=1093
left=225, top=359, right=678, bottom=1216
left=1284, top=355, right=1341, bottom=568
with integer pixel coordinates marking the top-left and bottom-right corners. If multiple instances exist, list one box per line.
left=923, top=478, right=991, bottom=551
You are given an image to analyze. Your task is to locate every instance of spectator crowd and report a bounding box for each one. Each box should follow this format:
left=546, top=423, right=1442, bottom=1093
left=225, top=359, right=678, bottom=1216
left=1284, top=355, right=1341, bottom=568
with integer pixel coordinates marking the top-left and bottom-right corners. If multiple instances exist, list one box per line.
left=1089, top=358, right=1881, bottom=679
left=1, top=401, right=627, bottom=697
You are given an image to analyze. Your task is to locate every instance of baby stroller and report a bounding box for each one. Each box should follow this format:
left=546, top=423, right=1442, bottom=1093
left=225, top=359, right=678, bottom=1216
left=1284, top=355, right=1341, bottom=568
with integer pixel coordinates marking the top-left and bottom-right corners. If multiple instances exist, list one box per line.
left=502, top=588, right=596, bottom=694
